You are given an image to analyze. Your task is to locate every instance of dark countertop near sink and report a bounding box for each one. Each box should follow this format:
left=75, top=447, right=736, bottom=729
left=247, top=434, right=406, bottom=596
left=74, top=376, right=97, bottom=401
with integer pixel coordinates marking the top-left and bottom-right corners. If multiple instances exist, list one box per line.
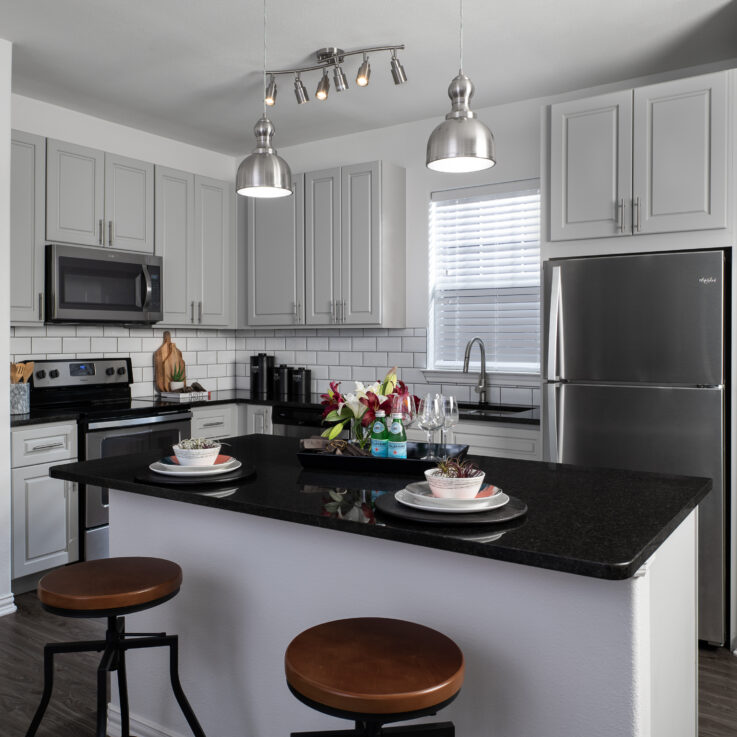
left=49, top=433, right=709, bottom=581
left=11, top=389, right=540, bottom=427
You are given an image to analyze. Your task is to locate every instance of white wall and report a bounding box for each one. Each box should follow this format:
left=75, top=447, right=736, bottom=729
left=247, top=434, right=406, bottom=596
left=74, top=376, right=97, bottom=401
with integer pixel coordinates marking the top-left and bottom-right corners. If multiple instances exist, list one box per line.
left=0, top=39, right=15, bottom=615
left=12, top=94, right=236, bottom=181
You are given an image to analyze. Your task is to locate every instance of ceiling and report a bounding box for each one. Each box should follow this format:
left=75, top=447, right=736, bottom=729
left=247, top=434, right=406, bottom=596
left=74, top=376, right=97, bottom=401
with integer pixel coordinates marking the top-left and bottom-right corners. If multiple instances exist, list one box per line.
left=2, top=0, right=737, bottom=154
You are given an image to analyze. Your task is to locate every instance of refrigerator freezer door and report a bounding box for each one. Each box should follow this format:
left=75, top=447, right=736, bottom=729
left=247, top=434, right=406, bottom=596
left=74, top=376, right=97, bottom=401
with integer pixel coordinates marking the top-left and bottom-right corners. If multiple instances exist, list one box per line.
left=544, top=250, right=724, bottom=385
left=545, top=382, right=725, bottom=643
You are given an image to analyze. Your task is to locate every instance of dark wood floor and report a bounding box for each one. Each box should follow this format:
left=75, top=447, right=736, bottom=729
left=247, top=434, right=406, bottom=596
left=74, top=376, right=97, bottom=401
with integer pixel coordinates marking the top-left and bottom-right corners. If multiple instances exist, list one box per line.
left=3, top=592, right=737, bottom=736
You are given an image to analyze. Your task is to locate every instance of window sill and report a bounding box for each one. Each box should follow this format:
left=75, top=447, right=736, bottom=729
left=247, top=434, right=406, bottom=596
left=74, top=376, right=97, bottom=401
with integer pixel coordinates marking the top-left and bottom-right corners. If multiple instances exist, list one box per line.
left=421, top=369, right=541, bottom=387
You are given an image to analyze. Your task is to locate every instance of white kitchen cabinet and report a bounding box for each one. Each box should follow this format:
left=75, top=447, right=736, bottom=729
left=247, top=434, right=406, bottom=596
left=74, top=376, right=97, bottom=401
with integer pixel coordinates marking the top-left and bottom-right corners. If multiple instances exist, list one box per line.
left=247, top=174, right=305, bottom=326
left=549, top=71, right=728, bottom=241
left=191, top=404, right=238, bottom=440
left=10, top=130, right=46, bottom=324
left=245, top=405, right=273, bottom=435
left=156, top=170, right=235, bottom=328
left=11, top=421, right=79, bottom=580
left=46, top=139, right=154, bottom=252
left=246, top=160, right=405, bottom=328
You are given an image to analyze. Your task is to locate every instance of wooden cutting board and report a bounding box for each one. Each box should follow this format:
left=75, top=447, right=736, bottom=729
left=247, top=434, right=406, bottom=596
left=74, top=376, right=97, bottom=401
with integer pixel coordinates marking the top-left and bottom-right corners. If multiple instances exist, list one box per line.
left=154, top=331, right=185, bottom=392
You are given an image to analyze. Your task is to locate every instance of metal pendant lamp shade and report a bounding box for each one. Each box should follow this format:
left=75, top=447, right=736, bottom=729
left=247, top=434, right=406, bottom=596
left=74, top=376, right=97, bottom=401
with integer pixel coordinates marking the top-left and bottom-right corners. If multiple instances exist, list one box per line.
left=236, top=115, right=292, bottom=198
left=426, top=72, right=495, bottom=173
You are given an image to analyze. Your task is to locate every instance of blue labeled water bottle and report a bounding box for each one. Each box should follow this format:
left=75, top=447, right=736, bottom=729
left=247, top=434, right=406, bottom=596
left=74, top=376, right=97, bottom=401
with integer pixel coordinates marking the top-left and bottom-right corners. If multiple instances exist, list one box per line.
left=387, top=412, right=407, bottom=459
left=370, top=410, right=389, bottom=457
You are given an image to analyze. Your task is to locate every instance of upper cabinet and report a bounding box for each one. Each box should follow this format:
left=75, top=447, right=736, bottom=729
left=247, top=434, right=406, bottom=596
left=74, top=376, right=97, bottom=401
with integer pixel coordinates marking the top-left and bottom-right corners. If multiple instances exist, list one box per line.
left=47, top=140, right=154, bottom=252
left=156, top=167, right=235, bottom=327
left=10, top=131, right=46, bottom=324
left=549, top=71, right=728, bottom=241
left=247, top=160, right=405, bottom=328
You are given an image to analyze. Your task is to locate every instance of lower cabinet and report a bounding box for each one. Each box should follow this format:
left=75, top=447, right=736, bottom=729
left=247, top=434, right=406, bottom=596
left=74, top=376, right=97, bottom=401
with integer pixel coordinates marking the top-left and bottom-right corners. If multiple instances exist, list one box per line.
left=11, top=459, right=79, bottom=579
left=407, top=421, right=541, bottom=460
left=191, top=404, right=238, bottom=440
left=245, top=405, right=273, bottom=435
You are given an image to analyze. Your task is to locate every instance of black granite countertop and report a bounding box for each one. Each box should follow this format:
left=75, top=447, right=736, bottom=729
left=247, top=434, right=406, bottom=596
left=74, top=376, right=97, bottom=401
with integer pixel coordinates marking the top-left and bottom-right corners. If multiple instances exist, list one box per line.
left=49, top=434, right=709, bottom=581
left=11, top=389, right=540, bottom=427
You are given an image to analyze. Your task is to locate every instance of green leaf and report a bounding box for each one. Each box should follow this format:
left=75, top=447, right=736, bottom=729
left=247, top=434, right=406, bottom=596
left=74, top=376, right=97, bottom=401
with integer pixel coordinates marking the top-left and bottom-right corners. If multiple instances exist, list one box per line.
left=327, top=421, right=346, bottom=440
left=324, top=410, right=343, bottom=422
left=329, top=490, right=344, bottom=502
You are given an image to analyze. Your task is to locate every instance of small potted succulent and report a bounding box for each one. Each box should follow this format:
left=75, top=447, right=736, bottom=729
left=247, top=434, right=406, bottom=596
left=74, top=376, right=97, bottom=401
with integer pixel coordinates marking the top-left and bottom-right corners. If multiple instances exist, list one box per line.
left=424, top=457, right=485, bottom=499
left=173, top=437, right=221, bottom=466
left=169, top=363, right=186, bottom=391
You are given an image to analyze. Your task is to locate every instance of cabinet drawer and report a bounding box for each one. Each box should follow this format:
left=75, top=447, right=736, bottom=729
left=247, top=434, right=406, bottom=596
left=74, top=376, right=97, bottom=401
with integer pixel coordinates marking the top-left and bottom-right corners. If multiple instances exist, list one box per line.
left=11, top=422, right=78, bottom=468
left=190, top=404, right=237, bottom=440
left=409, top=422, right=540, bottom=460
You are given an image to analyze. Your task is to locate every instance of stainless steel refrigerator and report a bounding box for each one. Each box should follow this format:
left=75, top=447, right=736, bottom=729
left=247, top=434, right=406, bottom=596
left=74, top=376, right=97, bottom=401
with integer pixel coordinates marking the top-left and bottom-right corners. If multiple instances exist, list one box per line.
left=543, top=249, right=727, bottom=645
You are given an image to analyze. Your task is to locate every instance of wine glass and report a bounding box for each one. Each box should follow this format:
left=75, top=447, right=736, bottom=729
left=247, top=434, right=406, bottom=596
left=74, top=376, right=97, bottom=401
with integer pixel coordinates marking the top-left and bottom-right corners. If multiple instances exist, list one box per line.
left=440, top=395, right=460, bottom=459
left=391, top=393, right=416, bottom=428
left=417, top=393, right=444, bottom=461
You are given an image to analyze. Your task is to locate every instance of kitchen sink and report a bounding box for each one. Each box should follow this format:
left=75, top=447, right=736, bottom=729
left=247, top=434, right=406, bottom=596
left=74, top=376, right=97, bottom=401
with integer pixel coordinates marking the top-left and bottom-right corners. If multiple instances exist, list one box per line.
left=460, top=404, right=531, bottom=417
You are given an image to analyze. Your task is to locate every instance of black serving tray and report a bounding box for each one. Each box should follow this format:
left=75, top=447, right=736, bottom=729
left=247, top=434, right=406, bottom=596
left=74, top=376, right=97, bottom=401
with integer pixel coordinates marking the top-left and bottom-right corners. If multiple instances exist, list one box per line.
left=296, top=442, right=469, bottom=474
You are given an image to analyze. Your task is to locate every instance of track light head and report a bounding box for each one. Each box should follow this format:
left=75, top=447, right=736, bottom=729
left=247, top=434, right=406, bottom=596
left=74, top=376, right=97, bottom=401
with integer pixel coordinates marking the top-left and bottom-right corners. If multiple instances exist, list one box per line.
left=316, top=70, right=330, bottom=101
left=294, top=74, right=309, bottom=104
left=356, top=55, right=371, bottom=87
left=390, top=52, right=407, bottom=85
left=265, top=75, right=277, bottom=106
left=333, top=65, right=348, bottom=92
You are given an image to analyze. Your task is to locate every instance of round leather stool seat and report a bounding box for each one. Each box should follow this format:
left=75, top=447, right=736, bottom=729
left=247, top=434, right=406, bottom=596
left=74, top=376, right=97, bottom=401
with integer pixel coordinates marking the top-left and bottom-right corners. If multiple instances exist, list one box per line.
left=38, top=557, right=182, bottom=613
left=285, top=617, right=465, bottom=715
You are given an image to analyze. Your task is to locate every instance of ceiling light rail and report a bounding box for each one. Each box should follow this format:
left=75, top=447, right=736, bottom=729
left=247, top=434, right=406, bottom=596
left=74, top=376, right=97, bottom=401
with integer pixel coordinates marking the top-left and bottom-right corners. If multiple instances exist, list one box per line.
left=264, top=44, right=407, bottom=105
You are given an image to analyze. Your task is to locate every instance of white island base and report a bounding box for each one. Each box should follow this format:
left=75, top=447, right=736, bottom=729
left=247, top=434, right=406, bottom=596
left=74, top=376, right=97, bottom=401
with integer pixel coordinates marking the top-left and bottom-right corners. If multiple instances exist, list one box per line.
left=106, top=491, right=697, bottom=737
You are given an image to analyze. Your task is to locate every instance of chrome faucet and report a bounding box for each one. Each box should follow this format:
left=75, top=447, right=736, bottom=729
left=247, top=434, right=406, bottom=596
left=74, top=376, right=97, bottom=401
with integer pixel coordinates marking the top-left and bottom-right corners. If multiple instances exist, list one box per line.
left=462, top=337, right=487, bottom=405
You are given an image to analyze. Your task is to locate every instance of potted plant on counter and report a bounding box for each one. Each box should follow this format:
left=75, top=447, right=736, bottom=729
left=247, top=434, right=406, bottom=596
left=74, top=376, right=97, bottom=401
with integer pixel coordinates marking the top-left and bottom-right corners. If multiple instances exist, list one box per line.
left=169, top=363, right=185, bottom=391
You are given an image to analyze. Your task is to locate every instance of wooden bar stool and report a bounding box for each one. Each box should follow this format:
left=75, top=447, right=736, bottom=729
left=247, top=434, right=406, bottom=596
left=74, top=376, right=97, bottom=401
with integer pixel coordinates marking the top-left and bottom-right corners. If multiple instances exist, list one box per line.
left=25, top=557, right=206, bottom=737
left=285, top=618, right=464, bottom=737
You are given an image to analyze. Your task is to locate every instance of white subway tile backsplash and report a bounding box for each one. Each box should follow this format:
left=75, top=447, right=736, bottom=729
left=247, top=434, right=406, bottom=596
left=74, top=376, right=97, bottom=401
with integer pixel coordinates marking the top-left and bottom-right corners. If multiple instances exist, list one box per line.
left=376, top=337, right=402, bottom=352
left=339, top=351, right=363, bottom=365
left=386, top=352, right=413, bottom=368
left=32, top=337, right=62, bottom=353
left=75, top=326, right=105, bottom=337
left=274, top=351, right=296, bottom=365
left=265, top=337, right=286, bottom=350
left=197, top=351, right=216, bottom=364
left=316, top=351, right=339, bottom=364
left=10, top=337, right=31, bottom=355
left=285, top=337, right=307, bottom=351
left=401, top=336, right=426, bottom=352
left=208, top=364, right=227, bottom=378
left=13, top=326, right=47, bottom=337
left=90, top=337, right=119, bottom=353
left=352, top=337, right=376, bottom=351
left=413, top=353, right=427, bottom=369
left=362, top=352, right=389, bottom=367
left=294, top=351, right=317, bottom=365
left=328, top=337, right=352, bottom=351
left=103, top=326, right=129, bottom=337
left=207, top=337, right=227, bottom=351
left=63, top=337, right=91, bottom=354
left=500, top=386, right=535, bottom=405
left=44, top=325, right=77, bottom=337
left=117, top=338, right=142, bottom=353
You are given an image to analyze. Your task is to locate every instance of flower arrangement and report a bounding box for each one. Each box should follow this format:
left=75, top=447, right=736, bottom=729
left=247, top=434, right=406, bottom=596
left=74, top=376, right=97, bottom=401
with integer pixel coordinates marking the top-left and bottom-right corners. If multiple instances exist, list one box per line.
left=320, top=367, right=418, bottom=449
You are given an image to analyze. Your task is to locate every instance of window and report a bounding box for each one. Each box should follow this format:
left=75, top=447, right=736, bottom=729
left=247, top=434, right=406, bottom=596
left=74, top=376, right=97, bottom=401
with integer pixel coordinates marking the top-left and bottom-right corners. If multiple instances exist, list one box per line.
left=428, top=180, right=541, bottom=374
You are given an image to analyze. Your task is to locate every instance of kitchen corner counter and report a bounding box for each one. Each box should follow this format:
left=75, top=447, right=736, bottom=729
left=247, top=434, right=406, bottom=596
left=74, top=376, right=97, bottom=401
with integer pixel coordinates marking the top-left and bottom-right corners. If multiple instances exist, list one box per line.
left=49, top=433, right=707, bottom=580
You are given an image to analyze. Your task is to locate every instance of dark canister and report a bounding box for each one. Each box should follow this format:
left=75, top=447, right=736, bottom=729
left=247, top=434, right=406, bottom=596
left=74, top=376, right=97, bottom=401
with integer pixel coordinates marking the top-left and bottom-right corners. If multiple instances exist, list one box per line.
left=250, top=355, right=260, bottom=396
left=291, top=367, right=312, bottom=403
left=251, top=353, right=274, bottom=399
left=278, top=364, right=292, bottom=401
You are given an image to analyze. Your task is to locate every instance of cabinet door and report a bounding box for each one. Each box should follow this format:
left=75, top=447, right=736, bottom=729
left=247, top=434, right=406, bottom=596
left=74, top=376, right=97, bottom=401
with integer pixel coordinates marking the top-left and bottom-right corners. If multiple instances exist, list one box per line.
left=341, top=162, right=382, bottom=324
left=193, top=176, right=233, bottom=327
left=11, top=131, right=46, bottom=324
left=46, top=139, right=105, bottom=246
left=633, top=72, right=728, bottom=234
left=245, top=405, right=273, bottom=435
left=305, top=168, right=341, bottom=325
left=12, top=460, right=79, bottom=579
left=104, top=153, right=154, bottom=252
left=191, top=404, right=237, bottom=439
left=247, top=174, right=305, bottom=326
left=156, top=166, right=195, bottom=325
left=549, top=91, right=632, bottom=241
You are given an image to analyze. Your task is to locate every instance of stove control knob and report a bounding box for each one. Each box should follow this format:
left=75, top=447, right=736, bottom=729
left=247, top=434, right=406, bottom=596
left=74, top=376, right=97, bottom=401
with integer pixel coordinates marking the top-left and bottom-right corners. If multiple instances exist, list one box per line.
left=49, top=369, right=59, bottom=379
left=106, top=367, right=115, bottom=376
left=117, top=367, right=127, bottom=376
left=35, top=370, right=46, bottom=380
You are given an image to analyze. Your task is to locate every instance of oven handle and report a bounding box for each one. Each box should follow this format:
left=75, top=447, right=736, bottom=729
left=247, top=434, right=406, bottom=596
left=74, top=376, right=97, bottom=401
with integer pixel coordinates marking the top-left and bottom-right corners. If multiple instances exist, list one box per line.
left=141, top=265, right=153, bottom=310
left=87, top=411, right=192, bottom=431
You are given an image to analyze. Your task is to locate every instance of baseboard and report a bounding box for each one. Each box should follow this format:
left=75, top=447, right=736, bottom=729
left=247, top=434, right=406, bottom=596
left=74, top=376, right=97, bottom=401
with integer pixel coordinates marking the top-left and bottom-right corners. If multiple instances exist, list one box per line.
left=0, top=592, right=17, bottom=617
left=107, top=705, right=188, bottom=737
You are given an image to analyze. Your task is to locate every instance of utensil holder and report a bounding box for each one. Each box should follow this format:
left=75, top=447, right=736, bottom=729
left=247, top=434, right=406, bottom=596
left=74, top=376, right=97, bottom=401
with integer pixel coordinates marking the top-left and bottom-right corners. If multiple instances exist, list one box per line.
left=10, top=383, right=30, bottom=415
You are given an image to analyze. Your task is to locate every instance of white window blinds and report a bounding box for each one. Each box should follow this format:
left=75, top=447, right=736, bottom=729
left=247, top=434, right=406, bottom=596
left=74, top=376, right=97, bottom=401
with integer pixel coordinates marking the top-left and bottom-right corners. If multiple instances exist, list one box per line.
left=429, top=181, right=541, bottom=373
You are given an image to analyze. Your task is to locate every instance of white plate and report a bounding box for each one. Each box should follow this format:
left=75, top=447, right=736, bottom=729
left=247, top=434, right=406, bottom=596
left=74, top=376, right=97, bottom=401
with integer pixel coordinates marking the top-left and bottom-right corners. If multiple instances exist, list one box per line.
left=396, top=482, right=509, bottom=513
left=149, top=456, right=241, bottom=476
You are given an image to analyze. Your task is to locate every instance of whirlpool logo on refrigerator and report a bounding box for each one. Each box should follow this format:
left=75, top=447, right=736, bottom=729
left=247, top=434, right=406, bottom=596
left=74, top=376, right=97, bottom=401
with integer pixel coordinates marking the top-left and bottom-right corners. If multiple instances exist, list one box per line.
left=699, top=276, right=718, bottom=284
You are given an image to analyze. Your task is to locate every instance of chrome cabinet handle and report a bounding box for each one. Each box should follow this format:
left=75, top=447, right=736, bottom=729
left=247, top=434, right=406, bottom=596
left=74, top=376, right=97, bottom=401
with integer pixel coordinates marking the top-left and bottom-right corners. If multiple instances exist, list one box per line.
left=616, top=198, right=624, bottom=233
left=108, top=220, right=113, bottom=246
left=297, top=301, right=302, bottom=324
left=202, top=421, right=223, bottom=428
left=293, top=301, right=298, bottom=323
left=30, top=441, right=65, bottom=452
left=330, top=300, right=335, bottom=324
left=198, top=301, right=203, bottom=323
left=340, top=299, right=346, bottom=323
left=38, top=293, right=43, bottom=320
left=633, top=196, right=641, bottom=233
left=546, top=265, right=562, bottom=381
left=191, top=301, right=195, bottom=323
left=99, top=219, right=104, bottom=245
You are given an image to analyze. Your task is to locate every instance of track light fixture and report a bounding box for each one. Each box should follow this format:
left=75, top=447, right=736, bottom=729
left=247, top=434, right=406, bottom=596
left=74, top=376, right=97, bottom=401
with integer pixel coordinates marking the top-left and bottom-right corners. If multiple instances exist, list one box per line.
left=263, top=44, right=406, bottom=106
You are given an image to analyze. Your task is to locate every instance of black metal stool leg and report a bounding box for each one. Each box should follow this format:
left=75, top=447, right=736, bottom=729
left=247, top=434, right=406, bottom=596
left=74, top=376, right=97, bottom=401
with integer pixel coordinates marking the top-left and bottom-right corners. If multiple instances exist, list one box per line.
left=97, top=643, right=116, bottom=737
left=25, top=644, right=56, bottom=737
left=116, top=619, right=131, bottom=737
left=166, top=634, right=207, bottom=737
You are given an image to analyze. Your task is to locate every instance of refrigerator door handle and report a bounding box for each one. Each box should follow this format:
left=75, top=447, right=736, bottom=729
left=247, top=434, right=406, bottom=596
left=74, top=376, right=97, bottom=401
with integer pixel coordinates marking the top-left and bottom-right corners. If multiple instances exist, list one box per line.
left=545, top=383, right=562, bottom=463
left=547, top=265, right=562, bottom=381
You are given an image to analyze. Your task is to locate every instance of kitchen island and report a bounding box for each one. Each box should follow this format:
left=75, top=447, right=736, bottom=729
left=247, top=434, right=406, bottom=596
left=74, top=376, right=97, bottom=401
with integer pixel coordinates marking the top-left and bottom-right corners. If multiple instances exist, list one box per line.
left=50, top=434, right=709, bottom=737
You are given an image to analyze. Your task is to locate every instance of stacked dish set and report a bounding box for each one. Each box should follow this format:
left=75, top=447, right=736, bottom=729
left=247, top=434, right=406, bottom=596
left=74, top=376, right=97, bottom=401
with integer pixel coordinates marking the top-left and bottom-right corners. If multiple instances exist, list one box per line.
left=395, top=482, right=510, bottom=514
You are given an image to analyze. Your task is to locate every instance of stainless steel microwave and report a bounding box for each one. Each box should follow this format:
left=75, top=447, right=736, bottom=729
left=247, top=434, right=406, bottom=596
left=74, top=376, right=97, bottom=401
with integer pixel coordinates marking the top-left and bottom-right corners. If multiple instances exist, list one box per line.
left=46, top=244, right=163, bottom=324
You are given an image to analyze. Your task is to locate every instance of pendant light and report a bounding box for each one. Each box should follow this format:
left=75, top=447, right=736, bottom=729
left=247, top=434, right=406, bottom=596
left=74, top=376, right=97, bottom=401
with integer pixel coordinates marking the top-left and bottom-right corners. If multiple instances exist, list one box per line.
left=426, top=0, right=495, bottom=173
left=236, top=0, right=292, bottom=198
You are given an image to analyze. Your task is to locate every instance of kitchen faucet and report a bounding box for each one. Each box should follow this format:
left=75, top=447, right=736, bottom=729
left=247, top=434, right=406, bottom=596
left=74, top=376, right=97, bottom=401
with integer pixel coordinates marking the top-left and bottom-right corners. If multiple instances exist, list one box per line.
left=462, top=337, right=487, bottom=405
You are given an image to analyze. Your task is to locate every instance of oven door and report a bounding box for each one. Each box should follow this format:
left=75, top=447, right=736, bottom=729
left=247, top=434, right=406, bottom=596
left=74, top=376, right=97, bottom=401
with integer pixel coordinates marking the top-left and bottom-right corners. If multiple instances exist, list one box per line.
left=83, top=412, right=191, bottom=556
left=46, top=243, right=162, bottom=323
